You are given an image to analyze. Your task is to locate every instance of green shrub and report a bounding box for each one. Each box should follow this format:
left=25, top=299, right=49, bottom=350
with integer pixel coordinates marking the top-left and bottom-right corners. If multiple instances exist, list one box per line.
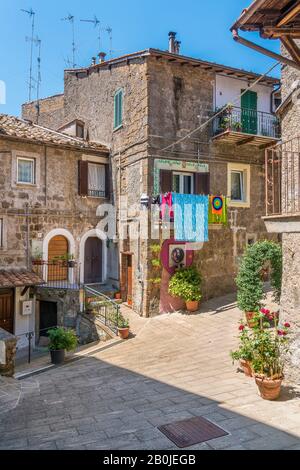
left=169, top=266, right=202, bottom=302
left=236, top=240, right=282, bottom=312
left=48, top=327, right=78, bottom=351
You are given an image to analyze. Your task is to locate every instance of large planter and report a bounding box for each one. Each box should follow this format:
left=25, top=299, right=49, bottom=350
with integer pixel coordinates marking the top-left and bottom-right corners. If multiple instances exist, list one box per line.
left=245, top=311, right=258, bottom=328
left=255, top=375, right=283, bottom=400
left=118, top=327, right=129, bottom=339
left=50, top=349, right=65, bottom=365
left=239, top=359, right=252, bottom=377
left=186, top=300, right=199, bottom=312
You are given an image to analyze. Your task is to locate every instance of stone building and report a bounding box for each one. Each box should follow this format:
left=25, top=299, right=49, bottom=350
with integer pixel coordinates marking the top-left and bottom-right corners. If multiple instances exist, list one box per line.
left=232, top=0, right=300, bottom=382
left=22, top=34, right=280, bottom=317
left=0, top=114, right=115, bottom=349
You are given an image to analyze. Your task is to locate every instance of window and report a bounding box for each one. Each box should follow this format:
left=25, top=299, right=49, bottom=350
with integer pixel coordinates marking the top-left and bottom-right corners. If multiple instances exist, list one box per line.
left=114, top=89, right=123, bottom=129
left=0, top=218, right=3, bottom=248
left=17, top=157, right=35, bottom=184
left=78, top=160, right=109, bottom=198
left=76, top=122, right=84, bottom=138
left=228, top=163, right=250, bottom=207
left=88, top=163, right=106, bottom=197
left=172, top=172, right=194, bottom=194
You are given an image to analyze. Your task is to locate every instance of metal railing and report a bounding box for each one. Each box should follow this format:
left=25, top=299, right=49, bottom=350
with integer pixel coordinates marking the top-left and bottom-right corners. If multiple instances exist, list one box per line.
left=213, top=106, right=280, bottom=139
left=84, top=285, right=120, bottom=334
left=32, top=260, right=80, bottom=289
left=265, top=139, right=300, bottom=217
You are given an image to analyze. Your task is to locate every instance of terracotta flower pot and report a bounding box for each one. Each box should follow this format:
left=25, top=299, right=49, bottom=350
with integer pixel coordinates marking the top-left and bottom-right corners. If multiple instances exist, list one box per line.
left=245, top=311, right=258, bottom=328
left=118, top=327, right=129, bottom=339
left=239, top=359, right=252, bottom=377
left=186, top=300, right=199, bottom=312
left=115, top=292, right=121, bottom=300
left=255, top=375, right=283, bottom=400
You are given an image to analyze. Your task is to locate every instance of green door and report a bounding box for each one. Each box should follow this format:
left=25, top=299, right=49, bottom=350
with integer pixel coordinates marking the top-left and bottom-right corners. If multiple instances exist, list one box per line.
left=241, top=90, right=257, bottom=134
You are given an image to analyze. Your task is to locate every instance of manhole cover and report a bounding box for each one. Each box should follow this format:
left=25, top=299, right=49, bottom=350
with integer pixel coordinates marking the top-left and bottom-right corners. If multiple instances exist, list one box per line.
left=158, top=416, right=228, bottom=448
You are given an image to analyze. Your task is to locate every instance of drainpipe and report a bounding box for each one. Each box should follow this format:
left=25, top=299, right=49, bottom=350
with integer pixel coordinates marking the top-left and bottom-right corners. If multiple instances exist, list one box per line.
left=232, top=29, right=300, bottom=72
left=271, top=84, right=281, bottom=114
left=25, top=203, right=30, bottom=269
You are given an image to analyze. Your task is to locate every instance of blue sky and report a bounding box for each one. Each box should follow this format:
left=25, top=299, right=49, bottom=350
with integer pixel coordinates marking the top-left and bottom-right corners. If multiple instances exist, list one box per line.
left=0, top=0, right=280, bottom=117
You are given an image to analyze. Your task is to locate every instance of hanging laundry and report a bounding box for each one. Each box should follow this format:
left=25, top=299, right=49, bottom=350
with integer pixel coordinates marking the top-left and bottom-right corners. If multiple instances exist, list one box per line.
left=172, top=193, right=209, bottom=242
left=209, top=195, right=228, bottom=225
left=160, top=192, right=174, bottom=220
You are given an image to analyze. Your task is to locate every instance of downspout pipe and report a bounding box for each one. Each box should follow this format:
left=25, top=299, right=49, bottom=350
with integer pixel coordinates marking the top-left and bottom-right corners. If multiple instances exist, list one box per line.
left=232, top=29, right=300, bottom=72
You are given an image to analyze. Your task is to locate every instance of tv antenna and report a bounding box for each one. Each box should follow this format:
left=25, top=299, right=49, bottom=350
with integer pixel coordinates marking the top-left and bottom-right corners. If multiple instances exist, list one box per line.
left=106, top=27, right=113, bottom=58
left=80, top=15, right=101, bottom=51
left=26, top=36, right=42, bottom=105
left=62, top=14, right=76, bottom=68
left=21, top=8, right=36, bottom=101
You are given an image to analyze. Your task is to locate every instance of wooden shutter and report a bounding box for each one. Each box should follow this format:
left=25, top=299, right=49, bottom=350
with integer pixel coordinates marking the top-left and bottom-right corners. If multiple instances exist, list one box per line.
left=160, top=170, right=173, bottom=193
left=194, top=172, right=210, bottom=195
left=105, top=164, right=110, bottom=199
left=114, top=90, right=123, bottom=128
left=78, top=160, right=88, bottom=196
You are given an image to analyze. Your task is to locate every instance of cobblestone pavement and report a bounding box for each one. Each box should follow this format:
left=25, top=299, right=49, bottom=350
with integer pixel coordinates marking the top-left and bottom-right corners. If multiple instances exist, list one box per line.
left=1, top=294, right=300, bottom=450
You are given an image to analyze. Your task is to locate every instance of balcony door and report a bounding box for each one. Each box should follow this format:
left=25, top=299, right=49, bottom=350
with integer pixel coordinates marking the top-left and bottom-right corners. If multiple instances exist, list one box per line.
left=241, top=90, right=257, bottom=135
left=48, top=235, right=68, bottom=282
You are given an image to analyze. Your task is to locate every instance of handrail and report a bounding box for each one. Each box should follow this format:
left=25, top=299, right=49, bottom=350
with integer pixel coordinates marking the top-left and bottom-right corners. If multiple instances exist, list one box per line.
left=84, top=285, right=120, bottom=334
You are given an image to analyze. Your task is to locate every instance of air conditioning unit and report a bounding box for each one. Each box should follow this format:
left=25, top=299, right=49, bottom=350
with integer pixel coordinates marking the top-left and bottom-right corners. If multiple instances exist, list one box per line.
left=21, top=300, right=34, bottom=316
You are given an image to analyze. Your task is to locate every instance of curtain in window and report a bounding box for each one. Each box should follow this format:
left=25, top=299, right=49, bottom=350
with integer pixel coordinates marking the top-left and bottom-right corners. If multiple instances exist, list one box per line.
left=88, top=163, right=105, bottom=197
left=231, top=172, right=243, bottom=200
left=18, top=159, right=33, bottom=183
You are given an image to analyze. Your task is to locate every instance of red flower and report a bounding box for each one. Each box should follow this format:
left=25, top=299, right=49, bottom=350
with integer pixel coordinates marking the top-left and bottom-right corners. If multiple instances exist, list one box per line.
left=239, top=325, right=245, bottom=331
left=284, top=322, right=290, bottom=328
left=283, top=331, right=288, bottom=336
left=277, top=330, right=284, bottom=336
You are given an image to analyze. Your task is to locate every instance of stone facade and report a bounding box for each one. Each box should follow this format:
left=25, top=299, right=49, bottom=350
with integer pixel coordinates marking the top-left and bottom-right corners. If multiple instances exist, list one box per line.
left=0, top=328, right=17, bottom=377
left=22, top=49, right=277, bottom=317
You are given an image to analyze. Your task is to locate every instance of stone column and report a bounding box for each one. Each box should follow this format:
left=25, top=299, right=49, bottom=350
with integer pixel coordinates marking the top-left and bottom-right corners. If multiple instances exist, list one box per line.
left=0, top=328, right=18, bottom=377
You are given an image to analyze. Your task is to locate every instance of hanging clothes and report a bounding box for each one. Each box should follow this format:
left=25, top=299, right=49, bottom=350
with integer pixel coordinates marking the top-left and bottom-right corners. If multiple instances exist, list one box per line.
left=160, top=192, right=174, bottom=220
left=208, top=195, right=228, bottom=225
left=172, top=193, right=209, bottom=242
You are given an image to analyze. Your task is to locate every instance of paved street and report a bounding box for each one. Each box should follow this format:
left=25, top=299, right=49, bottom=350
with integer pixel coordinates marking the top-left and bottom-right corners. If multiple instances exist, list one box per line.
left=1, top=294, right=300, bottom=450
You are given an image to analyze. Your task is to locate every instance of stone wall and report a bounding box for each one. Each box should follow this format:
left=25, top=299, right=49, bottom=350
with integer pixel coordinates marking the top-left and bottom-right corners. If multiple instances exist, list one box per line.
left=22, top=94, right=65, bottom=129
left=0, top=328, right=17, bottom=377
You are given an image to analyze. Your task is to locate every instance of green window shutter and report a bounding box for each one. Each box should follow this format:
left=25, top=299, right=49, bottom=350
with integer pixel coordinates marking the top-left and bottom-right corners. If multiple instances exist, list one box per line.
left=114, top=90, right=123, bottom=128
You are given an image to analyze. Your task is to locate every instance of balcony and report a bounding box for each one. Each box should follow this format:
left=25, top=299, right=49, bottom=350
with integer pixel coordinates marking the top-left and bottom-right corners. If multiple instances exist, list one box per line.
left=32, top=260, right=80, bottom=290
left=212, top=106, right=280, bottom=147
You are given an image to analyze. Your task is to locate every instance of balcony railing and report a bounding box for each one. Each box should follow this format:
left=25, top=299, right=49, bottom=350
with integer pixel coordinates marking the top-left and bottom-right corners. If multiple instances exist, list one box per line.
left=265, top=140, right=300, bottom=217
left=32, top=260, right=80, bottom=289
left=84, top=285, right=120, bottom=334
left=213, top=106, right=280, bottom=139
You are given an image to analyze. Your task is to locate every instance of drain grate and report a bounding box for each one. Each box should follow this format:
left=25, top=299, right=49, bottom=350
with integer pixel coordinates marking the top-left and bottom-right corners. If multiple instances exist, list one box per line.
left=158, top=416, right=228, bottom=448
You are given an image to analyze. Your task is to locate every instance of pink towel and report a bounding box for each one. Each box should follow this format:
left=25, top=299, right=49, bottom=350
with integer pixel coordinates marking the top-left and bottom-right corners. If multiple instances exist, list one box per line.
left=161, top=192, right=174, bottom=220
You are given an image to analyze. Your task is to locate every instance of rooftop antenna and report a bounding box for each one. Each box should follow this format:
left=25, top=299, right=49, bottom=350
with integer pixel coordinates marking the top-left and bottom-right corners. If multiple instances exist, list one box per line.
left=26, top=36, right=42, bottom=111
left=62, top=13, right=76, bottom=68
left=106, top=27, right=113, bottom=59
left=21, top=8, right=36, bottom=101
left=80, top=15, right=101, bottom=51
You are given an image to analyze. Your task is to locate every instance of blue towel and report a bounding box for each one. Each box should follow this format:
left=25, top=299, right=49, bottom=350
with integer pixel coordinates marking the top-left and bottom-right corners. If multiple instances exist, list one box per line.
left=172, top=193, right=209, bottom=242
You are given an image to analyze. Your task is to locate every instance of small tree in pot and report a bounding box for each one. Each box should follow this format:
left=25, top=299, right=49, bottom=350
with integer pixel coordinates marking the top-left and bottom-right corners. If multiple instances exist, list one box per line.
left=48, top=327, right=78, bottom=364
left=116, top=313, right=130, bottom=339
left=169, top=266, right=202, bottom=312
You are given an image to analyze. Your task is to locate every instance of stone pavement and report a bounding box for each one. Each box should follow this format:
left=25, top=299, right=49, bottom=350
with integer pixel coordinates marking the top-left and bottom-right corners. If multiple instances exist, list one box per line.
left=1, top=294, right=300, bottom=450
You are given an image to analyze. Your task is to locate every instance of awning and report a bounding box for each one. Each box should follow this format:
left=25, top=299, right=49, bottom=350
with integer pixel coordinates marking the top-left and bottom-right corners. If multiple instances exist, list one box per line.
left=0, top=269, right=44, bottom=288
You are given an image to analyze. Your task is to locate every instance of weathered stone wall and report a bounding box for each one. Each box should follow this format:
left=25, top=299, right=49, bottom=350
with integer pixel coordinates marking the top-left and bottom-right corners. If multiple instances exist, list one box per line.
left=0, top=328, right=17, bottom=377
left=22, top=94, right=65, bottom=129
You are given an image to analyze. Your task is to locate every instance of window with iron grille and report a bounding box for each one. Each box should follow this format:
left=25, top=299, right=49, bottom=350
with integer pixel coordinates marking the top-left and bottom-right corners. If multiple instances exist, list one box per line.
left=88, top=163, right=106, bottom=198
left=17, top=157, right=35, bottom=184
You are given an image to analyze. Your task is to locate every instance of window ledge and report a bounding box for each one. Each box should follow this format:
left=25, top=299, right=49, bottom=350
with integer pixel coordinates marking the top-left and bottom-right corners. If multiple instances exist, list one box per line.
left=228, top=201, right=250, bottom=209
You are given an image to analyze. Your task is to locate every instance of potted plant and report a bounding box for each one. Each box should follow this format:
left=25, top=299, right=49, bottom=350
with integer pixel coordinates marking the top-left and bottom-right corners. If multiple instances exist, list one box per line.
left=168, top=266, right=202, bottom=312
left=236, top=241, right=282, bottom=328
left=47, top=327, right=78, bottom=364
left=231, top=324, right=254, bottom=377
left=251, top=319, right=290, bottom=400
left=32, top=248, right=44, bottom=266
left=116, top=313, right=130, bottom=339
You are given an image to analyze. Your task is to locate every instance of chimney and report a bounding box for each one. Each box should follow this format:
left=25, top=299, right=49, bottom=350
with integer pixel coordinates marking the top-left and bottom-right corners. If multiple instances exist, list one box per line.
left=91, top=57, right=96, bottom=66
left=168, top=31, right=177, bottom=54
left=174, top=40, right=181, bottom=55
left=98, top=52, right=106, bottom=63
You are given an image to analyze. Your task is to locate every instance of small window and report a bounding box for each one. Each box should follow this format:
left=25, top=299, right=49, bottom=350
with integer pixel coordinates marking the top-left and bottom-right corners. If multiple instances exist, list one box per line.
left=76, top=122, right=84, bottom=138
left=114, top=89, right=123, bottom=129
left=17, top=157, right=35, bottom=184
left=88, top=163, right=106, bottom=197
left=231, top=170, right=244, bottom=202
left=0, top=218, right=3, bottom=248
left=172, top=172, right=194, bottom=194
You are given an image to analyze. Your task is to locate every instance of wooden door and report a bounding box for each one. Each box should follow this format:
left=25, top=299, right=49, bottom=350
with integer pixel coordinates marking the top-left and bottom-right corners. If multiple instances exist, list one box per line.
left=241, top=90, right=257, bottom=135
left=0, top=289, right=14, bottom=333
left=127, top=256, right=133, bottom=307
left=48, top=235, right=68, bottom=282
left=84, top=237, right=102, bottom=284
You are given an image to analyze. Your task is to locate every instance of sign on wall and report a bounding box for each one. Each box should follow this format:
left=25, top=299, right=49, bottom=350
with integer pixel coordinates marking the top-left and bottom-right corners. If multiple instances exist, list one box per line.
left=21, top=300, right=33, bottom=316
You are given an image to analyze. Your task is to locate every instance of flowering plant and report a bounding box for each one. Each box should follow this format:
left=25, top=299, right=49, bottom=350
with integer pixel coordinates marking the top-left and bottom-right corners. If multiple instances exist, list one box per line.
left=230, top=324, right=254, bottom=363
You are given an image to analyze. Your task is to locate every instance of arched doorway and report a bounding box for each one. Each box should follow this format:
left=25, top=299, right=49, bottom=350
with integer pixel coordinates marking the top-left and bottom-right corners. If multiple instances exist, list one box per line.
left=84, top=237, right=103, bottom=284
left=48, top=235, right=68, bottom=281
